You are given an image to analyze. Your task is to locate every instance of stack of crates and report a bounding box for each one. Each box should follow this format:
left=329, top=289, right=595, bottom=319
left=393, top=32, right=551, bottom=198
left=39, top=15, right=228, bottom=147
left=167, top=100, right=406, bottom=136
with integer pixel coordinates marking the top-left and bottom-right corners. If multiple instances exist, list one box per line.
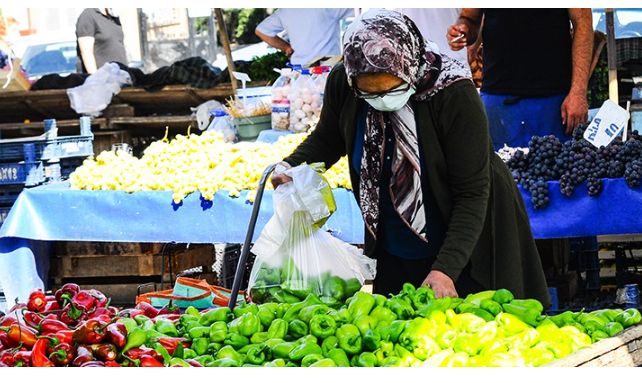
left=0, top=117, right=94, bottom=229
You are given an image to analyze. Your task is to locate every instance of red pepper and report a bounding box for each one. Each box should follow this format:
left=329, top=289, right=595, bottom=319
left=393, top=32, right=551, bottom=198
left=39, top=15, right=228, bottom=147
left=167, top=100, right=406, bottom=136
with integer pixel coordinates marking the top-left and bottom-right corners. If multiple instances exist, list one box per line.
left=43, top=301, right=61, bottom=312
left=140, top=354, right=164, bottom=367
left=21, top=309, right=44, bottom=329
left=89, top=307, right=112, bottom=319
left=0, top=323, right=38, bottom=348
left=41, top=313, right=59, bottom=322
left=0, top=332, right=12, bottom=349
left=39, top=319, right=70, bottom=334
left=80, top=360, right=105, bottom=367
left=154, top=337, right=186, bottom=356
left=105, top=361, right=122, bottom=367
left=71, top=291, right=96, bottom=312
left=72, top=319, right=108, bottom=345
left=106, top=323, right=127, bottom=349
left=72, top=345, right=93, bottom=367
left=185, top=359, right=203, bottom=367
left=27, top=290, right=47, bottom=312
left=0, top=350, right=16, bottom=366
left=152, top=314, right=181, bottom=322
left=0, top=316, right=17, bottom=327
left=13, top=351, right=32, bottom=367
left=31, top=338, right=55, bottom=367
left=135, top=302, right=159, bottom=318
left=49, top=343, right=75, bottom=366
left=89, top=343, right=117, bottom=361
left=124, top=347, right=163, bottom=363
left=157, top=300, right=180, bottom=316
left=116, top=308, right=144, bottom=319
left=55, top=283, right=80, bottom=305
left=89, top=289, right=109, bottom=308
left=60, top=305, right=88, bottom=327
left=0, top=361, right=9, bottom=367
left=108, top=306, right=120, bottom=316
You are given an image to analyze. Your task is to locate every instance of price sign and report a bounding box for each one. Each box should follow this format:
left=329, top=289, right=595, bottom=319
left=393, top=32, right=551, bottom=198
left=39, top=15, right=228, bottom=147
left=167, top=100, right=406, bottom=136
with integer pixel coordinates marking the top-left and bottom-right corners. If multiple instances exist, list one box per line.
left=584, top=100, right=630, bottom=148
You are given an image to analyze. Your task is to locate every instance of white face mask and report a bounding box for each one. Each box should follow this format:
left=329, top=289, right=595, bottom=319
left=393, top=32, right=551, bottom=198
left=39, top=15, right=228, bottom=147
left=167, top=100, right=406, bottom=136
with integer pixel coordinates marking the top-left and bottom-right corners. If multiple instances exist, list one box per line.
left=364, top=85, right=416, bottom=112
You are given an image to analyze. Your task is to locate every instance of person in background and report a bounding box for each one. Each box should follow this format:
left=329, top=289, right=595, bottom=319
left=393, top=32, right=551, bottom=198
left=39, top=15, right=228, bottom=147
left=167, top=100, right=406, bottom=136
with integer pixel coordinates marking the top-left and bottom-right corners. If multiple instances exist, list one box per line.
left=272, top=9, right=550, bottom=306
left=255, top=8, right=355, bottom=67
left=448, top=9, right=593, bottom=149
left=394, top=8, right=471, bottom=72
left=76, top=8, right=128, bottom=74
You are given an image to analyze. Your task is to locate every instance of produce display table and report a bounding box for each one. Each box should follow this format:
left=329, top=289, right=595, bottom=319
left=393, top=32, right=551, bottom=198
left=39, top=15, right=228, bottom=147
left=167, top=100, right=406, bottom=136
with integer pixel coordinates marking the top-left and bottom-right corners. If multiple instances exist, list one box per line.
left=0, top=182, right=364, bottom=306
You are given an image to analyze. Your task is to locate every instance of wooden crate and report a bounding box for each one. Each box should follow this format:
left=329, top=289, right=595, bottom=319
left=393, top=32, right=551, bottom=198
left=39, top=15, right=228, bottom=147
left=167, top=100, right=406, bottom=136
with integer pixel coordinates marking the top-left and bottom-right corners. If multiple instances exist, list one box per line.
left=547, top=324, right=642, bottom=367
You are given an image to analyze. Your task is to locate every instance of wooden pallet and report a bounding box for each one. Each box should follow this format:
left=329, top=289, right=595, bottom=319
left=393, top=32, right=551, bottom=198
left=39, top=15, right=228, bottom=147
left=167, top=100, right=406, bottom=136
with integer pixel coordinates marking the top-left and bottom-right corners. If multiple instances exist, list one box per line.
left=546, top=324, right=642, bottom=367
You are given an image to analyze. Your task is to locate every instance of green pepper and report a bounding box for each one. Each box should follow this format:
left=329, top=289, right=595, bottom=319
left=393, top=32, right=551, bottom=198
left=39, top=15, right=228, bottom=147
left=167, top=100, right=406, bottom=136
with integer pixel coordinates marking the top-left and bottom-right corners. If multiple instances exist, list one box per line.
left=616, top=308, right=642, bottom=328
left=322, top=276, right=346, bottom=301
left=216, top=345, right=244, bottom=362
left=496, top=312, right=530, bottom=334
left=309, top=358, right=337, bottom=367
left=335, top=323, right=360, bottom=338
left=266, top=318, right=288, bottom=340
left=579, top=313, right=608, bottom=333
left=379, top=320, right=407, bottom=343
left=462, top=290, right=495, bottom=306
left=237, top=312, right=262, bottom=337
left=199, top=307, right=234, bottom=326
left=275, top=303, right=291, bottom=318
left=347, top=292, right=376, bottom=321
left=549, top=310, right=582, bottom=328
left=591, top=330, right=609, bottom=343
left=411, top=286, right=436, bottom=310
left=194, top=354, right=214, bottom=366
left=320, top=297, right=342, bottom=309
left=480, top=339, right=508, bottom=358
left=329, top=308, right=351, bottom=326
left=321, top=335, right=339, bottom=357
left=170, top=358, right=191, bottom=367
left=480, top=299, right=502, bottom=317
left=190, top=337, right=208, bottom=356
left=605, top=321, right=624, bottom=337
left=245, top=344, right=268, bottom=365
left=263, top=358, right=287, bottom=367
left=510, top=298, right=544, bottom=313
left=492, top=289, right=514, bottom=305
left=380, top=356, right=406, bottom=367
left=435, top=324, right=458, bottom=350
left=373, top=294, right=388, bottom=308
left=326, top=348, right=350, bottom=367
left=339, top=333, right=362, bottom=356
left=155, top=318, right=179, bottom=337
left=505, top=328, right=540, bottom=349
left=288, top=319, right=309, bottom=339
left=309, top=314, right=337, bottom=339
left=344, top=278, right=362, bottom=298
left=370, top=306, right=397, bottom=325
left=179, top=314, right=199, bottom=330
left=117, top=317, right=138, bottom=333
left=533, top=340, right=572, bottom=359
left=415, top=297, right=451, bottom=319
left=420, top=349, right=455, bottom=367
left=287, top=342, right=323, bottom=361
left=233, top=301, right=259, bottom=318
left=354, top=315, right=378, bottom=336
left=486, top=352, right=525, bottom=367
left=393, top=343, right=422, bottom=366
left=298, top=353, right=323, bottom=367
left=207, top=358, right=240, bottom=367
left=272, top=342, right=296, bottom=359
left=121, top=327, right=148, bottom=354
left=398, top=318, right=440, bottom=360
left=299, top=304, right=329, bottom=324
left=269, top=288, right=300, bottom=304
left=209, top=321, right=228, bottom=343
left=257, top=306, right=276, bottom=328
left=208, top=342, right=223, bottom=354
left=283, top=294, right=323, bottom=322
left=501, top=303, right=543, bottom=327
left=387, top=297, right=415, bottom=320
left=455, top=302, right=477, bottom=314
left=462, top=307, right=496, bottom=322
left=475, top=321, right=498, bottom=346
left=187, top=326, right=211, bottom=339
left=363, top=329, right=381, bottom=351
left=452, top=312, right=485, bottom=333
left=522, top=348, right=555, bottom=367
left=353, top=351, right=377, bottom=367
left=426, top=310, right=447, bottom=327
left=296, top=334, right=318, bottom=345
left=224, top=333, right=250, bottom=349
left=185, top=306, right=201, bottom=318
left=183, top=321, right=200, bottom=334
left=182, top=348, right=198, bottom=359
left=134, top=314, right=151, bottom=326
left=441, top=352, right=471, bottom=367
left=281, top=280, right=313, bottom=300
left=452, top=334, right=481, bottom=357
left=154, top=343, right=171, bottom=365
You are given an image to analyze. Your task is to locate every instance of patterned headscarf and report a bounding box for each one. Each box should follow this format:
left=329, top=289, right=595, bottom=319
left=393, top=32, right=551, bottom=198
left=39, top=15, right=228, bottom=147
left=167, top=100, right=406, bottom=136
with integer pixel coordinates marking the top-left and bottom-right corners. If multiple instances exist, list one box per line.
left=343, top=9, right=471, bottom=241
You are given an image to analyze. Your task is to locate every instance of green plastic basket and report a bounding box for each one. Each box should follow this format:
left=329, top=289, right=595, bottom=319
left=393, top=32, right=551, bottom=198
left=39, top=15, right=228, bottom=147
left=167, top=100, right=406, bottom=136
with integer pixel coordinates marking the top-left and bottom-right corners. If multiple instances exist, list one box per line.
left=234, top=115, right=272, bottom=142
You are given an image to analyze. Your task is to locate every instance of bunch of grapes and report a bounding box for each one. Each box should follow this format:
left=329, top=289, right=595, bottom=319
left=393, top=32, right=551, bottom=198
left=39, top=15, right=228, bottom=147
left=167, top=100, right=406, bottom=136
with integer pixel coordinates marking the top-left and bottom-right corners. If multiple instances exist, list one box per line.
left=505, top=124, right=642, bottom=209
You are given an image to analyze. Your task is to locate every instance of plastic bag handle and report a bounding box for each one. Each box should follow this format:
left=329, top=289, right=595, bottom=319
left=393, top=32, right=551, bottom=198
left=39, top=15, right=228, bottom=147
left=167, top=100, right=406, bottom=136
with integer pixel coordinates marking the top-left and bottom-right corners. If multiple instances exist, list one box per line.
left=228, top=163, right=278, bottom=310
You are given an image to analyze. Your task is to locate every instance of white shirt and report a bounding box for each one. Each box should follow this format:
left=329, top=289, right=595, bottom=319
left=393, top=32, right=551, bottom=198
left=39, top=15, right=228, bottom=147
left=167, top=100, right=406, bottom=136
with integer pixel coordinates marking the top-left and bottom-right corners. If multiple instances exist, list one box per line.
left=394, top=8, right=469, bottom=69
left=256, top=8, right=355, bottom=66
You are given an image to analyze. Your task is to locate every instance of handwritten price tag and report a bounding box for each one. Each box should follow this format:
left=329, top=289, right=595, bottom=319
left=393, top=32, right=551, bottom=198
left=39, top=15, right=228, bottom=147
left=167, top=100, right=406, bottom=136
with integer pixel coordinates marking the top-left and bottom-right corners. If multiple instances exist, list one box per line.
left=584, top=100, right=630, bottom=148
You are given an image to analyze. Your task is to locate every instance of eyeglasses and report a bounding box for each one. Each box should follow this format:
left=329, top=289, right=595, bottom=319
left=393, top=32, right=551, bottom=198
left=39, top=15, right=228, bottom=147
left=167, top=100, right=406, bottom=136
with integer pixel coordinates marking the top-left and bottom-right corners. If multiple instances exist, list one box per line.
left=353, top=83, right=413, bottom=99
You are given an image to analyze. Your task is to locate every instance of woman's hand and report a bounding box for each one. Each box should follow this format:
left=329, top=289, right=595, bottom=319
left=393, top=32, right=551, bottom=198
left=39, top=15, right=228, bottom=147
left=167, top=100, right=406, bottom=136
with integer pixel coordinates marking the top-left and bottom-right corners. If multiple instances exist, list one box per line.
left=421, top=270, right=458, bottom=299
left=270, top=161, right=293, bottom=189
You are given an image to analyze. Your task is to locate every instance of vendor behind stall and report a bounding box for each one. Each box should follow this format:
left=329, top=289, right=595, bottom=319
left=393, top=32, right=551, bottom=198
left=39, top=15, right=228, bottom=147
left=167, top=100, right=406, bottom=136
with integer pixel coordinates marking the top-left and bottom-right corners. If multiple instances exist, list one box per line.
left=448, top=9, right=593, bottom=149
left=272, top=9, right=551, bottom=307
left=76, top=8, right=128, bottom=74
left=255, top=8, right=355, bottom=67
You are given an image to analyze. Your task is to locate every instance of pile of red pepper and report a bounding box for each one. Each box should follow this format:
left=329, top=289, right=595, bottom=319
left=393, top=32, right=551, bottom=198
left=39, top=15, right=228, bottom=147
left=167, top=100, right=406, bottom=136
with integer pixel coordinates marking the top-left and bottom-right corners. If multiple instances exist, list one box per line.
left=0, top=284, right=187, bottom=367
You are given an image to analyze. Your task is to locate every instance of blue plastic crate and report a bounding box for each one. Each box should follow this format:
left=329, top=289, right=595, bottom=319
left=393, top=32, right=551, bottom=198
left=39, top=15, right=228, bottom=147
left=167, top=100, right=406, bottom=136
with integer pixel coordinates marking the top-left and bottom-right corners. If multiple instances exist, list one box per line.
left=0, top=186, right=23, bottom=205
left=0, top=206, right=10, bottom=228
left=0, top=162, right=44, bottom=186
left=0, top=136, right=94, bottom=162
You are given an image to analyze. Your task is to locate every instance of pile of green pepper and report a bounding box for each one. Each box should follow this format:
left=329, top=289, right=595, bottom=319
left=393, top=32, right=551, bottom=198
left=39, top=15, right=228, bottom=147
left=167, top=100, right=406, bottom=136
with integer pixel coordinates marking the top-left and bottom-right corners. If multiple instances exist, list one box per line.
left=141, top=284, right=641, bottom=367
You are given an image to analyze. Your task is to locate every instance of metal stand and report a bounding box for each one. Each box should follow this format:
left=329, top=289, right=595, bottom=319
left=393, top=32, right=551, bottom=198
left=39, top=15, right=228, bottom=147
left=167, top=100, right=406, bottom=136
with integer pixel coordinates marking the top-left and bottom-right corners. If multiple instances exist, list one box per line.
left=228, top=163, right=278, bottom=309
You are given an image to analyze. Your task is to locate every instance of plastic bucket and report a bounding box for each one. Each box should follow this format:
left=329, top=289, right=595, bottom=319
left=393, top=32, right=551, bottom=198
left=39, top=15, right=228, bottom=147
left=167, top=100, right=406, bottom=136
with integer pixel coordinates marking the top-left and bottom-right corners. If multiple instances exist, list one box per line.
left=234, top=115, right=272, bottom=142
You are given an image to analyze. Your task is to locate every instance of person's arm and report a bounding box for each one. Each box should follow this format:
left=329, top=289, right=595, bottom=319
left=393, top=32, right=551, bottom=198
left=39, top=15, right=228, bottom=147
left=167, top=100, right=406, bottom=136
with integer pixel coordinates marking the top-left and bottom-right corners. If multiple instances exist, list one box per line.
left=561, top=8, right=593, bottom=133
left=447, top=8, right=483, bottom=51
left=422, top=81, right=491, bottom=299
left=255, top=29, right=294, bottom=56
left=77, top=36, right=97, bottom=74
left=273, top=66, right=348, bottom=187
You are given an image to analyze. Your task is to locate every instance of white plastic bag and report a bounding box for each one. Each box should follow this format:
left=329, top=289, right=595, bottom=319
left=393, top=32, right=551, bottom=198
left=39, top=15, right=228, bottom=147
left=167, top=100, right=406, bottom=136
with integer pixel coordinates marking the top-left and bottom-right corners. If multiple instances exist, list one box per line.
left=67, top=63, right=132, bottom=117
left=248, top=164, right=376, bottom=305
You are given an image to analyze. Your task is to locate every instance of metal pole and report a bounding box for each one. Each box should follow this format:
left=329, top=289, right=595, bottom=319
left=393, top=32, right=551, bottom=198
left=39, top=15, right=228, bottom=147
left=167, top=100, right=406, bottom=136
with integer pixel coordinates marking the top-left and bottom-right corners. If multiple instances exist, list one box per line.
left=214, top=8, right=237, bottom=96
left=228, top=163, right=277, bottom=309
left=606, top=8, right=619, bottom=104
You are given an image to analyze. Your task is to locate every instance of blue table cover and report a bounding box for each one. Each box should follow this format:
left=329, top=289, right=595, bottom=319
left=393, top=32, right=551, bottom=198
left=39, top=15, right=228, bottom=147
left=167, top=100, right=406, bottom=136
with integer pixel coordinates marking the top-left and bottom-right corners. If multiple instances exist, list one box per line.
left=256, top=129, right=293, bottom=144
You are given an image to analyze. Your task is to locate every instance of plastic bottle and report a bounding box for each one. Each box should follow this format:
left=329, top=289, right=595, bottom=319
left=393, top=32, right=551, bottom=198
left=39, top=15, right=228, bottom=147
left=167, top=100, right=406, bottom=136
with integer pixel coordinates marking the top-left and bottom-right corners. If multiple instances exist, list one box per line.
left=271, top=68, right=294, bottom=131
left=311, top=66, right=330, bottom=111
left=288, top=69, right=321, bottom=133
left=207, top=109, right=238, bottom=143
